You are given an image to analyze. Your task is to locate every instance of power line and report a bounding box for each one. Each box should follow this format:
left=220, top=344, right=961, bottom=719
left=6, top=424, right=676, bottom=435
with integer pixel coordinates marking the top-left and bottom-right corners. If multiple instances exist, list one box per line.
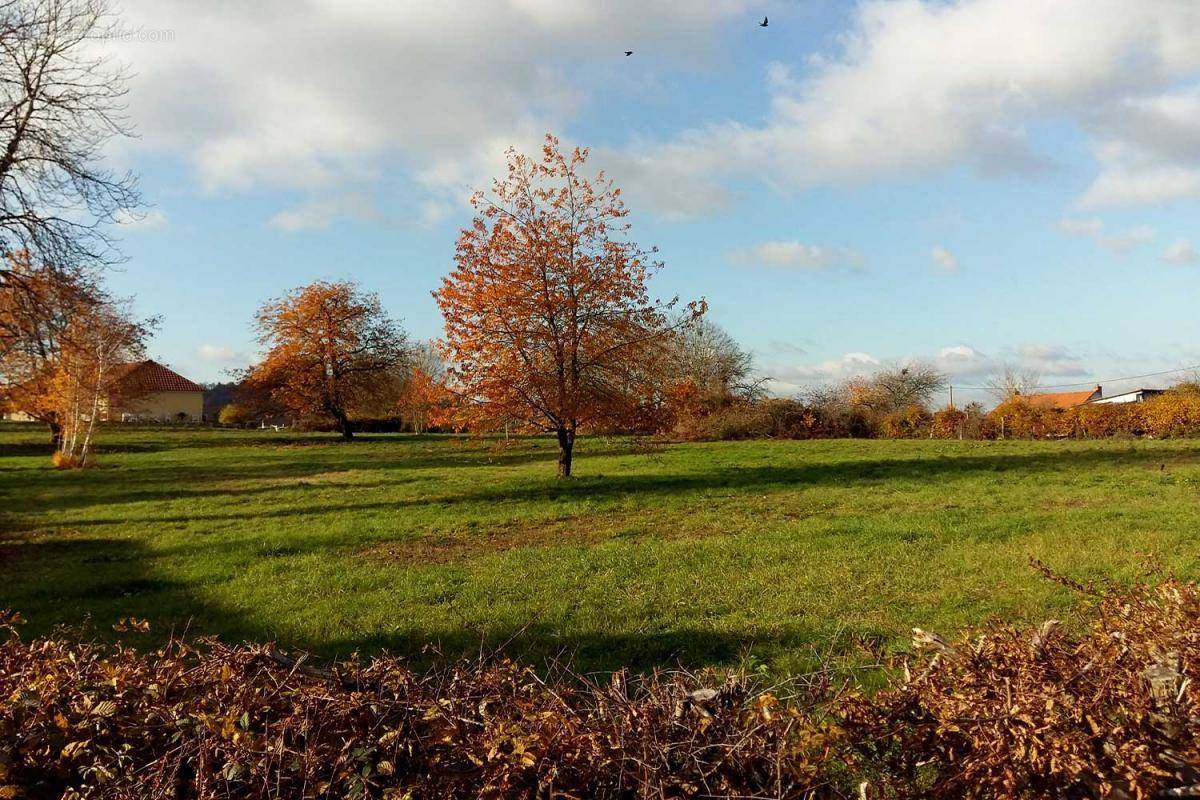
left=953, top=363, right=1200, bottom=392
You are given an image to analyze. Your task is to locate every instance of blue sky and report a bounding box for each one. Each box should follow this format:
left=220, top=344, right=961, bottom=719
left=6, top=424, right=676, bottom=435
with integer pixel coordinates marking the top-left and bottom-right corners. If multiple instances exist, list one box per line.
left=99, top=0, right=1200, bottom=406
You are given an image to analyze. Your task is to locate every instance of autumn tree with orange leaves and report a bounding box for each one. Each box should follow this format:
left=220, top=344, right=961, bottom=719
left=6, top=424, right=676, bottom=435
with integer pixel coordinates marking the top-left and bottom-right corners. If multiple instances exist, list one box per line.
left=50, top=299, right=152, bottom=467
left=1, top=255, right=154, bottom=453
left=394, top=342, right=451, bottom=434
left=0, top=256, right=95, bottom=446
left=434, top=135, right=704, bottom=477
left=244, top=281, right=409, bottom=440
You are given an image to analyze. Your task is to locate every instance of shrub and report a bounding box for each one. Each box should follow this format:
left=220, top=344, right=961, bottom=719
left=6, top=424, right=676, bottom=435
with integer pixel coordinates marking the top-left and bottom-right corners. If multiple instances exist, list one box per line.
left=0, top=611, right=843, bottom=800
left=987, top=397, right=1052, bottom=438
left=878, top=403, right=932, bottom=439
left=675, top=399, right=858, bottom=441
left=930, top=406, right=967, bottom=439
left=50, top=450, right=86, bottom=469
left=1141, top=390, right=1200, bottom=437
left=217, top=403, right=250, bottom=426
left=6, top=575, right=1200, bottom=798
left=844, top=572, right=1200, bottom=798
left=1063, top=402, right=1141, bottom=438
left=696, top=402, right=774, bottom=440
left=983, top=389, right=1200, bottom=440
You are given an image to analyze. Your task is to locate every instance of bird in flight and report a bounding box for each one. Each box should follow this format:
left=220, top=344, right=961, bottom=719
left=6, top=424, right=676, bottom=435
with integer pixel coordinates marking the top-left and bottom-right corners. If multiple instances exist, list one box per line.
left=760, top=16, right=768, bottom=27
left=624, top=50, right=633, bottom=56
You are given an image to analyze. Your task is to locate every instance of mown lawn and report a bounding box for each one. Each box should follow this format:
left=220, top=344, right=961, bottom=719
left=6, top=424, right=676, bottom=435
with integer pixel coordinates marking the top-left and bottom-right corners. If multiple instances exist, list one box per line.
left=3, top=423, right=1199, bottom=675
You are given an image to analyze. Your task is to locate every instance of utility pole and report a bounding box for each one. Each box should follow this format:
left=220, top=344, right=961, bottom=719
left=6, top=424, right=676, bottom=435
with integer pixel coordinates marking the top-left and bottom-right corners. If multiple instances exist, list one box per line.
left=949, top=385, right=955, bottom=409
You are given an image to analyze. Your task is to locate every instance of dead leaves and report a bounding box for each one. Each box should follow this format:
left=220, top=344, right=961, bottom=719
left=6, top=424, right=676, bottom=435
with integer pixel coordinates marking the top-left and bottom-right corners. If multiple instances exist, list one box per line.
left=6, top=579, right=1200, bottom=798
left=111, top=617, right=149, bottom=633
left=847, top=578, right=1200, bottom=798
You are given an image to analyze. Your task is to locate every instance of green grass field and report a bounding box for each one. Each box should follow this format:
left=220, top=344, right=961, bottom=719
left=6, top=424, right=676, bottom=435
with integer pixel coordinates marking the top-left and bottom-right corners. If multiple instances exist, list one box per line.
left=3, top=423, right=1199, bottom=675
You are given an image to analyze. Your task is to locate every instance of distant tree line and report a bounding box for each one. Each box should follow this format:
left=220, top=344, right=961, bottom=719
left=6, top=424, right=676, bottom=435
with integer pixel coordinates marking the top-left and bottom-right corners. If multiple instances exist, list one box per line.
left=670, top=369, right=1200, bottom=442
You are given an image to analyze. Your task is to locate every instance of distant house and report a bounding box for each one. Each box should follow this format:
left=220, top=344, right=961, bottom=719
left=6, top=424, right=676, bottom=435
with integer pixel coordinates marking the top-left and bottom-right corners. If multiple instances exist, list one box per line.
left=1089, top=388, right=1166, bottom=405
left=107, top=360, right=204, bottom=422
left=1015, top=384, right=1167, bottom=409
left=1017, top=385, right=1102, bottom=410
left=1, top=359, right=204, bottom=423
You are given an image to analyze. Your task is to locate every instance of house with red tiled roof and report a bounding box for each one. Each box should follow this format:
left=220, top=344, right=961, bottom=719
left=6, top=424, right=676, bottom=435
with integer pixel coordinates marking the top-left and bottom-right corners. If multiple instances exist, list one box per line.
left=105, top=359, right=204, bottom=422
left=1016, top=385, right=1102, bottom=410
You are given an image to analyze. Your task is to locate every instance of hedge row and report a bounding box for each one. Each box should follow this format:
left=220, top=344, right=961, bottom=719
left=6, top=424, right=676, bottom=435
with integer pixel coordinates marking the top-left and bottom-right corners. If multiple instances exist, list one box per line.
left=675, top=389, right=1200, bottom=442
left=985, top=390, right=1200, bottom=439
left=4, top=574, right=1200, bottom=798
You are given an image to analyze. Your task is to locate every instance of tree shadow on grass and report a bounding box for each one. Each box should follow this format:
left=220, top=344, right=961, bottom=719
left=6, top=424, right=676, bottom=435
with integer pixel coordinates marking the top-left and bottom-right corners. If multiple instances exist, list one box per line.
left=31, top=443, right=1199, bottom=530
left=314, top=622, right=872, bottom=676
left=2, top=535, right=213, bottom=643
left=1, top=532, right=878, bottom=676
left=4, top=440, right=1192, bottom=675
left=1, top=436, right=644, bottom=515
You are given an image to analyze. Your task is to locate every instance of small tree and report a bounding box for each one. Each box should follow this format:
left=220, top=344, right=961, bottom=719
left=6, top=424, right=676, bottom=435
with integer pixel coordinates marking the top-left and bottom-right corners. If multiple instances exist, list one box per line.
left=434, top=135, right=702, bottom=476
left=987, top=364, right=1042, bottom=403
left=395, top=342, right=449, bottom=434
left=245, top=281, right=409, bottom=440
left=217, top=403, right=250, bottom=426
left=50, top=299, right=151, bottom=467
left=0, top=255, right=103, bottom=446
left=855, top=362, right=948, bottom=414
left=669, top=320, right=765, bottom=405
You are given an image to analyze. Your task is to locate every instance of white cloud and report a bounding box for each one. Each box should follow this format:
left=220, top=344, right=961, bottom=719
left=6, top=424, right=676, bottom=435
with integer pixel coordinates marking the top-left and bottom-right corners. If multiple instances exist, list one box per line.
left=934, top=344, right=993, bottom=377
left=1058, top=217, right=1155, bottom=254
left=771, top=352, right=881, bottom=386
left=620, top=1, right=1200, bottom=215
left=268, top=193, right=379, bottom=232
left=727, top=239, right=864, bottom=271
left=930, top=245, right=960, bottom=273
left=1078, top=158, right=1200, bottom=209
left=1162, top=238, right=1199, bottom=265
left=593, top=146, right=734, bottom=221
left=114, top=208, right=168, bottom=230
left=1079, top=86, right=1200, bottom=208
left=931, top=343, right=1085, bottom=380
left=196, top=344, right=245, bottom=364
left=1057, top=217, right=1104, bottom=238
left=767, top=341, right=1087, bottom=395
left=88, top=1, right=1200, bottom=222
left=97, top=0, right=758, bottom=217
left=1012, top=343, right=1087, bottom=377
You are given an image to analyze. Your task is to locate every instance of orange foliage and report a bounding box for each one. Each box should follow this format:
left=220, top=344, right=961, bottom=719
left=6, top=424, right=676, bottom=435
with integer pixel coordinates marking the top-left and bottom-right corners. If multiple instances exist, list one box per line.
left=1139, top=389, right=1200, bottom=437
left=433, top=135, right=703, bottom=476
left=48, top=300, right=151, bottom=465
left=2, top=255, right=151, bottom=460
left=658, top=377, right=705, bottom=434
left=244, top=281, right=407, bottom=440
left=8, top=578, right=1200, bottom=798
left=0, top=255, right=100, bottom=441
left=986, top=389, right=1200, bottom=439
left=51, top=450, right=84, bottom=469
left=395, top=366, right=455, bottom=433
left=930, top=406, right=967, bottom=439
left=878, top=403, right=932, bottom=439
left=988, top=396, right=1053, bottom=438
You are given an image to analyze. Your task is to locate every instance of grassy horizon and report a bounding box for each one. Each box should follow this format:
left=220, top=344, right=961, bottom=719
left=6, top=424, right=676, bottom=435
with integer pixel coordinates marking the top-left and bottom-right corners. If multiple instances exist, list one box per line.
left=3, top=422, right=1199, bottom=675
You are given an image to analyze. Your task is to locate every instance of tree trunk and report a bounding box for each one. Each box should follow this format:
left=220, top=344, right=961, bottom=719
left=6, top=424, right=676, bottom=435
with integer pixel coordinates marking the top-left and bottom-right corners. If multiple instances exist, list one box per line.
left=556, top=426, right=575, bottom=478
left=333, top=409, right=354, bottom=440
left=47, top=419, right=63, bottom=450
